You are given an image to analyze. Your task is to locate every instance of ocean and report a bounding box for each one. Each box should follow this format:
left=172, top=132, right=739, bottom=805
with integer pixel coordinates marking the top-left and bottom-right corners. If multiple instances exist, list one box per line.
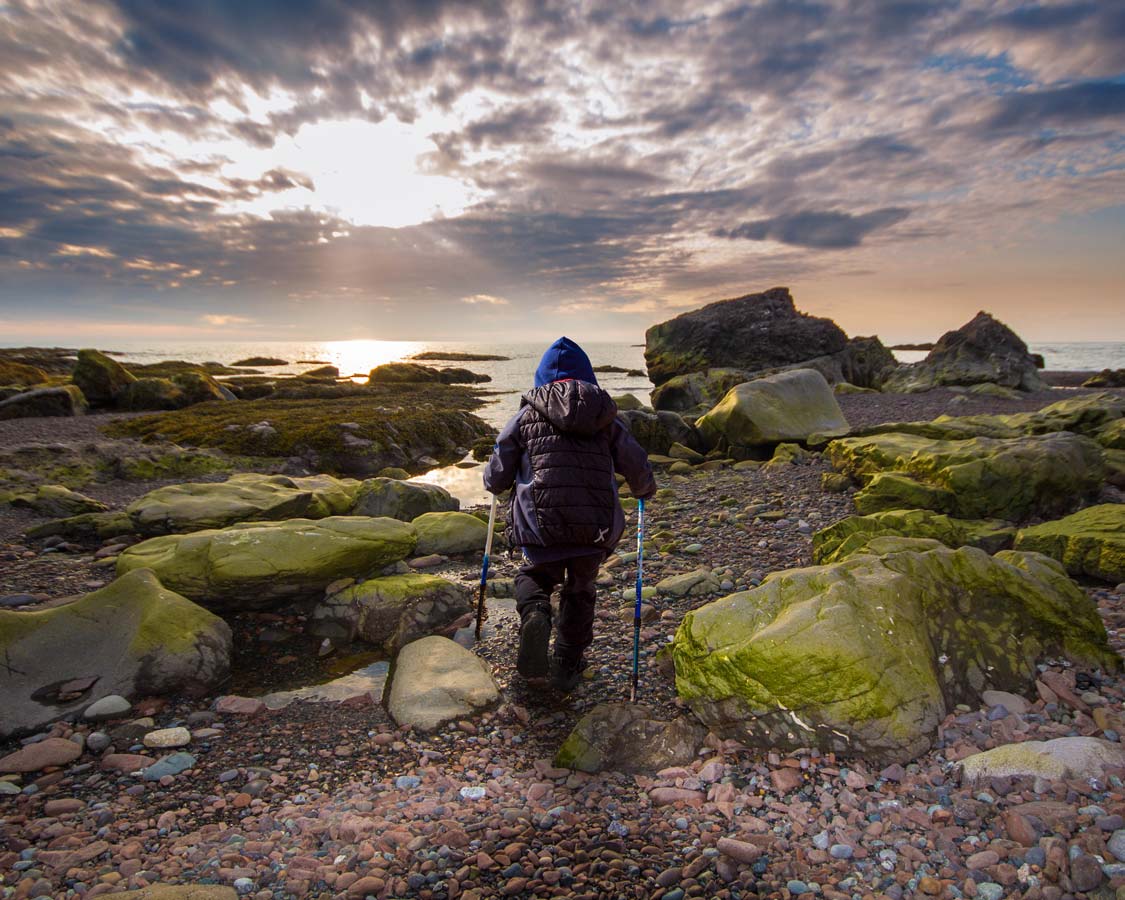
left=8, top=338, right=1121, bottom=506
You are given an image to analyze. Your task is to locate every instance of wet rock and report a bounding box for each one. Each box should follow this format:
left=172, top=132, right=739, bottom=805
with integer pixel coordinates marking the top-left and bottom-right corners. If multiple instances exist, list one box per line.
left=554, top=703, right=706, bottom=773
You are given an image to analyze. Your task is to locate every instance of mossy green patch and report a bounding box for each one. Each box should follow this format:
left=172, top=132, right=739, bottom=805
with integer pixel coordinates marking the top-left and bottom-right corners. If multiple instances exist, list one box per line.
left=1014, top=504, right=1125, bottom=584
left=0, top=361, right=48, bottom=387
left=813, top=509, right=1016, bottom=564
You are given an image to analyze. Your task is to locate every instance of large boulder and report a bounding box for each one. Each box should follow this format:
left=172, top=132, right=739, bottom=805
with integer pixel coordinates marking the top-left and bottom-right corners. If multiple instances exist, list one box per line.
left=695, top=369, right=849, bottom=453
left=0, top=385, right=88, bottom=420
left=310, top=573, right=471, bottom=650
left=618, top=409, right=702, bottom=454
left=645, top=287, right=848, bottom=386
left=961, top=737, right=1125, bottom=784
left=115, top=516, right=417, bottom=610
left=367, top=362, right=443, bottom=384
left=172, top=371, right=234, bottom=405
left=881, top=311, right=1044, bottom=393
left=386, top=635, right=500, bottom=732
left=650, top=368, right=755, bottom=413
left=828, top=431, right=1105, bottom=520
left=350, top=477, right=459, bottom=520
left=554, top=703, right=706, bottom=773
left=0, top=569, right=231, bottom=739
left=126, top=474, right=361, bottom=535
left=72, top=348, right=136, bottom=406
left=672, top=542, right=1116, bottom=763
left=411, top=511, right=488, bottom=555
left=120, top=377, right=186, bottom=411
left=1014, top=504, right=1125, bottom=584
left=813, top=509, right=1016, bottom=565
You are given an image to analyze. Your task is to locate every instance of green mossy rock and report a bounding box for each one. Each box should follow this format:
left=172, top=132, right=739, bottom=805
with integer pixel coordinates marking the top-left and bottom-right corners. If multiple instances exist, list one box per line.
left=0, top=569, right=231, bottom=739
left=367, top=362, right=443, bottom=384
left=115, top=516, right=417, bottom=610
left=10, top=484, right=108, bottom=517
left=302, top=365, right=339, bottom=378
left=763, top=442, right=815, bottom=471
left=820, top=472, right=852, bottom=493
left=351, top=477, right=458, bottom=521
left=960, top=737, right=1125, bottom=783
left=1105, top=449, right=1125, bottom=489
left=0, top=385, right=88, bottom=420
left=120, top=377, right=185, bottom=411
left=310, top=573, right=471, bottom=650
left=828, top=431, right=1105, bottom=520
left=696, top=369, right=849, bottom=452
left=554, top=703, right=706, bottom=773
left=1096, top=419, right=1125, bottom=450
left=813, top=509, right=1016, bottom=564
left=0, top=361, right=48, bottom=387
left=411, top=511, right=488, bottom=555
left=172, top=371, right=233, bottom=405
left=25, top=510, right=134, bottom=541
left=126, top=473, right=362, bottom=535
left=618, top=409, right=702, bottom=455
left=72, top=348, right=136, bottom=406
left=611, top=393, right=646, bottom=411
left=964, top=383, right=1024, bottom=400
left=1014, top=504, right=1125, bottom=584
left=650, top=368, right=755, bottom=413
left=672, top=543, right=1115, bottom=763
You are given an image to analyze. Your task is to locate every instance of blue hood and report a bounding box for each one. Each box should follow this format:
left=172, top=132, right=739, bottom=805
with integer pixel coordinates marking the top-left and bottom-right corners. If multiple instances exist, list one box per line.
left=534, top=337, right=598, bottom=388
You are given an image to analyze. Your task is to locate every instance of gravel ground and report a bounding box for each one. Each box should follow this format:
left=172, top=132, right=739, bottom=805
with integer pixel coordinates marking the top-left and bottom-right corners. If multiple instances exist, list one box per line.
left=1, top=389, right=1124, bottom=900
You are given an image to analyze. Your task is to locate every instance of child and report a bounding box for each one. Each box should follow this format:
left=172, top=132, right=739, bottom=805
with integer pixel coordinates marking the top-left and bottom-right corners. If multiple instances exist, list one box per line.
left=484, top=337, right=656, bottom=691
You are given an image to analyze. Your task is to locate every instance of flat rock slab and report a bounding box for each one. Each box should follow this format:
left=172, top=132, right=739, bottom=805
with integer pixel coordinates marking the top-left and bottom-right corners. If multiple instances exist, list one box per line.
left=961, top=737, right=1125, bottom=783
left=0, top=738, right=81, bottom=773
left=387, top=635, right=500, bottom=732
left=555, top=702, right=706, bottom=774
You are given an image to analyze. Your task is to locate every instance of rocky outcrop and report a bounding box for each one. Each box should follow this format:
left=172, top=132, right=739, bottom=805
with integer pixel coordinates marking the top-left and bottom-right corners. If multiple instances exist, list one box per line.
left=350, top=477, right=458, bottom=520
left=695, top=369, right=849, bottom=453
left=1014, top=504, right=1125, bottom=584
left=645, top=287, right=849, bottom=386
left=0, top=385, right=88, bottom=420
left=368, top=362, right=444, bottom=384
left=411, top=511, right=489, bottom=555
left=172, top=371, right=234, bottom=404
left=881, top=311, right=1044, bottom=393
left=812, top=509, right=1016, bottom=564
left=672, top=542, right=1116, bottom=763
left=554, top=703, right=706, bottom=773
left=386, top=636, right=500, bottom=732
left=72, top=348, right=136, bottom=406
left=9, top=484, right=107, bottom=517
left=115, top=516, right=417, bottom=610
left=828, top=431, right=1105, bottom=520
left=617, top=409, right=702, bottom=454
left=120, top=377, right=185, bottom=411
left=126, top=474, right=361, bottom=535
left=310, top=573, right=471, bottom=650
left=0, top=569, right=231, bottom=739
left=1083, top=369, right=1125, bottom=388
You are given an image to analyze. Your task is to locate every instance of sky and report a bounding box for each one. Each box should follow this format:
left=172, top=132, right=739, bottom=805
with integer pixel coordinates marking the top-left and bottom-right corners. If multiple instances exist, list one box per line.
left=1, top=0, right=1123, bottom=346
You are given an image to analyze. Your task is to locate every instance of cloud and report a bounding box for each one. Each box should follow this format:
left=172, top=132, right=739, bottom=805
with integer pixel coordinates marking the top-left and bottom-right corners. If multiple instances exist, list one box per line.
left=981, top=80, right=1125, bottom=133
left=461, top=293, right=509, bottom=305
left=201, top=313, right=252, bottom=325
left=716, top=209, right=912, bottom=249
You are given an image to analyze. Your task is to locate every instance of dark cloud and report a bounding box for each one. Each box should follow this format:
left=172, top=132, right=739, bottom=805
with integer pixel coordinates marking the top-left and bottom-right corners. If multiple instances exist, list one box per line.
left=982, top=80, right=1125, bottom=132
left=716, top=208, right=911, bottom=249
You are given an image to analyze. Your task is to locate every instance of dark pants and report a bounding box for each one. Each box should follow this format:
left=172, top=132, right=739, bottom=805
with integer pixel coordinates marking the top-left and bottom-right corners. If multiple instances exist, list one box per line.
left=515, top=553, right=603, bottom=662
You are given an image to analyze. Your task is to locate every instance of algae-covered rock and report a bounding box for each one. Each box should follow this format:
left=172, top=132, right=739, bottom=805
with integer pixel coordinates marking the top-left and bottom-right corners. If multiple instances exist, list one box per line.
left=828, top=431, right=1104, bottom=520
left=618, top=409, right=702, bottom=455
left=411, top=511, right=488, bottom=555
left=0, top=569, right=231, bottom=739
left=611, top=393, right=646, bottom=411
left=0, top=360, right=48, bottom=387
left=10, top=484, right=108, bottom=517
left=960, top=737, right=1125, bottom=784
left=763, top=442, right=815, bottom=471
left=696, top=369, right=849, bottom=453
left=964, top=383, right=1024, bottom=400
left=386, top=635, right=500, bottom=732
left=1014, top=504, right=1125, bottom=584
left=655, top=569, right=721, bottom=598
left=120, top=377, right=186, bottom=411
left=172, top=371, right=234, bottom=405
left=350, top=477, right=458, bottom=521
left=72, top=348, right=136, bottom=406
left=1096, top=419, right=1125, bottom=451
left=310, top=573, right=471, bottom=650
left=126, top=473, right=361, bottom=535
left=650, top=368, right=755, bottom=413
left=367, top=362, right=443, bottom=384
left=853, top=472, right=957, bottom=515
left=813, top=509, right=1016, bottom=564
left=672, top=543, right=1115, bottom=763
left=1083, top=369, right=1125, bottom=388
left=0, top=385, right=88, bottom=420
left=116, top=516, right=417, bottom=610
left=26, top=510, right=134, bottom=542
left=554, top=703, right=706, bottom=773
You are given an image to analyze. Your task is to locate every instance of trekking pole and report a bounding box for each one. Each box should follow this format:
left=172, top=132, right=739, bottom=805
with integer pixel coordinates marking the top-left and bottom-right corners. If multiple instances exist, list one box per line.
left=475, top=494, right=498, bottom=641
left=630, top=496, right=646, bottom=703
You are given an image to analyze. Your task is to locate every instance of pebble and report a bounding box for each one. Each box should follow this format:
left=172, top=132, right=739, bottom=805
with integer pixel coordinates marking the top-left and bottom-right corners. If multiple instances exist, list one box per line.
left=142, top=726, right=191, bottom=748
left=83, top=695, right=131, bottom=721
left=459, top=785, right=486, bottom=800
left=141, top=752, right=196, bottom=781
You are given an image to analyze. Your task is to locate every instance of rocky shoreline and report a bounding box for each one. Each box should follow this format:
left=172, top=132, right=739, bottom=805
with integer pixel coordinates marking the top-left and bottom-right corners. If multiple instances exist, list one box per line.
left=2, top=378, right=1124, bottom=900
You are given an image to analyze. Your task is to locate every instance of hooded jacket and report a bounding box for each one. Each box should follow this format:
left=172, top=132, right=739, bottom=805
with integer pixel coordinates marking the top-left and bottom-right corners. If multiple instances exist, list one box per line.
left=484, top=337, right=656, bottom=562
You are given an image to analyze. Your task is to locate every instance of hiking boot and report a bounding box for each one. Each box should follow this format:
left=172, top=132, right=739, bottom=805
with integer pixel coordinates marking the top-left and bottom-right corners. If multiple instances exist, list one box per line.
left=517, top=607, right=551, bottom=679
left=550, top=654, right=588, bottom=693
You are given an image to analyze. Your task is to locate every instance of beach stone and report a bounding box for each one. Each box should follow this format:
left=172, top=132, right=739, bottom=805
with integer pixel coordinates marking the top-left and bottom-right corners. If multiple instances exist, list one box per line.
left=828, top=431, right=1105, bottom=520
left=981, top=690, right=1030, bottom=714
left=881, top=311, right=1043, bottom=393
left=310, top=573, right=471, bottom=650
left=115, top=516, right=417, bottom=610
left=84, top=695, right=132, bottom=721
left=0, top=569, right=230, bottom=740
left=410, top=511, right=488, bottom=555
left=0, top=738, right=81, bottom=773
left=142, top=752, right=196, bottom=781
left=101, top=753, right=155, bottom=773
left=72, top=348, right=136, bottom=406
left=1014, top=504, right=1125, bottom=584
left=350, top=477, right=458, bottom=520
left=716, top=837, right=762, bottom=864
left=813, top=508, right=1015, bottom=565
left=672, top=541, right=1115, bottom=763
left=386, top=636, right=500, bottom=732
left=126, top=473, right=361, bottom=535
left=554, top=703, right=706, bottom=773
left=214, top=696, right=266, bottom=715
left=0, top=385, right=88, bottom=420
left=695, top=369, right=849, bottom=452
left=961, top=737, right=1125, bottom=783
left=143, top=727, right=191, bottom=748
left=10, top=484, right=107, bottom=517
left=656, top=569, right=721, bottom=598
left=111, top=886, right=237, bottom=899
left=618, top=409, right=702, bottom=454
